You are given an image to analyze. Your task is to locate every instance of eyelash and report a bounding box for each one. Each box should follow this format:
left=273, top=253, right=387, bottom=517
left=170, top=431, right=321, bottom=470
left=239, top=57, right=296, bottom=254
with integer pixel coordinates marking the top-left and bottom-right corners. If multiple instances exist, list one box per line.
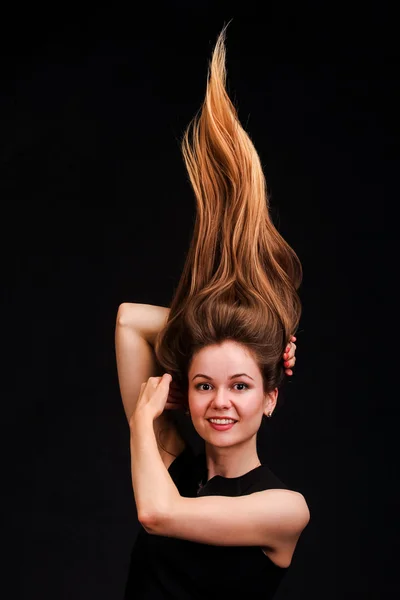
left=195, top=383, right=249, bottom=392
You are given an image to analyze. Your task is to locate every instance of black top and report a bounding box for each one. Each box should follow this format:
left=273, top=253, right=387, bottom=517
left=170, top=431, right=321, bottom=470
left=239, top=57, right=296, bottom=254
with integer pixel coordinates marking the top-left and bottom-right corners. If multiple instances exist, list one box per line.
left=124, top=445, right=291, bottom=600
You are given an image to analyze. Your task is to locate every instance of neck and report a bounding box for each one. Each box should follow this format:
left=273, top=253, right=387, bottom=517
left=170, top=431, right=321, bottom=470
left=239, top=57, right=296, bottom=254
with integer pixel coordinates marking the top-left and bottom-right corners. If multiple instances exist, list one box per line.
left=204, top=435, right=261, bottom=481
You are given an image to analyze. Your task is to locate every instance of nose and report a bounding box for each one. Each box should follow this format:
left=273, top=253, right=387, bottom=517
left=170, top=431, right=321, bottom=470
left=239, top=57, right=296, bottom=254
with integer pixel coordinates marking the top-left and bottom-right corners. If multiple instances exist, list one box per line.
left=211, top=388, right=233, bottom=410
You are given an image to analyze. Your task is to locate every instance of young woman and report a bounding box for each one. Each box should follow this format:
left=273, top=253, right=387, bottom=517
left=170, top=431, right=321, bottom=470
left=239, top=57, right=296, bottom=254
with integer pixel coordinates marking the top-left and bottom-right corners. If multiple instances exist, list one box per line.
left=116, top=26, right=308, bottom=599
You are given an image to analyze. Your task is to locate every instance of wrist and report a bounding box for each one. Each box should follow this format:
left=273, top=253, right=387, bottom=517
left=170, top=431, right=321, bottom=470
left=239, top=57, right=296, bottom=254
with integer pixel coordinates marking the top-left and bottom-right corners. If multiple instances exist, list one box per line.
left=129, top=409, right=154, bottom=432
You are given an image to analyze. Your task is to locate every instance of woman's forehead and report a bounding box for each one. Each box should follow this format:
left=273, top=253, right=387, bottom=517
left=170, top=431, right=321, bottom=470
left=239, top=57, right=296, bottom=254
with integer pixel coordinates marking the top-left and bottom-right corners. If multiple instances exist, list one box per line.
left=189, top=342, right=258, bottom=373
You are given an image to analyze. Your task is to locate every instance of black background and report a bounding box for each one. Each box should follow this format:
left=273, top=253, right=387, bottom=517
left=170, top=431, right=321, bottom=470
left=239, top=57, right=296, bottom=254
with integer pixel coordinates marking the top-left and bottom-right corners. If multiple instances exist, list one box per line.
left=1, top=2, right=396, bottom=599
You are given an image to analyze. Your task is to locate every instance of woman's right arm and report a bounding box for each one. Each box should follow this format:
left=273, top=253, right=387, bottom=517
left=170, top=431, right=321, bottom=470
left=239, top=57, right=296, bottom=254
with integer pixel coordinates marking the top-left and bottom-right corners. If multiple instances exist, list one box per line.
left=115, top=302, right=169, bottom=424
left=115, top=303, right=186, bottom=465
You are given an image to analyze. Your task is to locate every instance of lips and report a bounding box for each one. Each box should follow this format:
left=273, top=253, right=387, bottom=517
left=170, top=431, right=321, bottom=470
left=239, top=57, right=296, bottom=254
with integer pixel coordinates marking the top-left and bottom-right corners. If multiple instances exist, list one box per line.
left=207, top=420, right=237, bottom=431
left=207, top=418, right=238, bottom=422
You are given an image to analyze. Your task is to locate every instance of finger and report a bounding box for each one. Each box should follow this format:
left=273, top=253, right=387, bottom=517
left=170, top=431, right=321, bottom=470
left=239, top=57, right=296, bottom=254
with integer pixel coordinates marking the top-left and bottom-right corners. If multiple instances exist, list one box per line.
left=156, top=373, right=172, bottom=394
left=284, top=338, right=295, bottom=357
left=150, top=374, right=170, bottom=386
left=283, top=354, right=295, bottom=368
left=285, top=368, right=293, bottom=376
left=283, top=342, right=296, bottom=360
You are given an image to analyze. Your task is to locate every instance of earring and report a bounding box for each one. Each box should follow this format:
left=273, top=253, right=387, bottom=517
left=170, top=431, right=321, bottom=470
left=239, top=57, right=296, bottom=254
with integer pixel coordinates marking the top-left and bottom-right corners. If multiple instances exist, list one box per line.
left=267, top=411, right=273, bottom=418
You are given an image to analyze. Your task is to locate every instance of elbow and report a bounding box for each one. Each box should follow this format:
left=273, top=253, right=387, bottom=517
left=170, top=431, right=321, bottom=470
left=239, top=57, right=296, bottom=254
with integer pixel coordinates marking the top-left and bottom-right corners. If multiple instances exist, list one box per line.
left=116, top=303, right=136, bottom=327
left=138, top=512, right=160, bottom=535
left=296, top=494, right=311, bottom=533
left=300, top=494, right=311, bottom=527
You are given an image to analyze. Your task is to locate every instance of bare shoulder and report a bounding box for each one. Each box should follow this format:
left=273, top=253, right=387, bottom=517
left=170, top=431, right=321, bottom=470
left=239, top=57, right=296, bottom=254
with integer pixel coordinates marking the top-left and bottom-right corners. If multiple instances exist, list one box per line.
left=261, top=489, right=310, bottom=568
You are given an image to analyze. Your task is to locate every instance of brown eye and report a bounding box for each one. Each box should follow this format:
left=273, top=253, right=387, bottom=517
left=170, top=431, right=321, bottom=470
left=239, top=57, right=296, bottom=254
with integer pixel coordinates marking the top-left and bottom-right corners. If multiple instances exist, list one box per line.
left=234, top=383, right=248, bottom=391
left=195, top=383, right=249, bottom=391
left=196, top=383, right=212, bottom=391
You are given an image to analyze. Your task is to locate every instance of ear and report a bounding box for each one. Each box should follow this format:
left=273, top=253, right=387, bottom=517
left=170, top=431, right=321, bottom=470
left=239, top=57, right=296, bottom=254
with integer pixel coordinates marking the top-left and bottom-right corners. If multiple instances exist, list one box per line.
left=263, top=387, right=279, bottom=417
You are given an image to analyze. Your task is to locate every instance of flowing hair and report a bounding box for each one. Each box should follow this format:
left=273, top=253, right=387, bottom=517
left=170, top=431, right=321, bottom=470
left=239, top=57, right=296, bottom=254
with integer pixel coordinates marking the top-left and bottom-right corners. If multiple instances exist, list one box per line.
left=155, top=25, right=302, bottom=410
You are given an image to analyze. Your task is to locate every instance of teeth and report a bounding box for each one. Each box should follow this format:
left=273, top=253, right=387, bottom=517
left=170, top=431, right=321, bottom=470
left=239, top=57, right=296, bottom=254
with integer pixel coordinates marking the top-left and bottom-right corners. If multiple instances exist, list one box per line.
left=209, top=419, right=235, bottom=425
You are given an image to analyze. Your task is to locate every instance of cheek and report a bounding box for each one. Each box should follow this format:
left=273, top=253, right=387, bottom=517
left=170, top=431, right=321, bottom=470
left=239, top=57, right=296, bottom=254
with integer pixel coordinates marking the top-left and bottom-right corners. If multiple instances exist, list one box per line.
left=188, top=390, right=264, bottom=417
left=188, top=392, right=207, bottom=415
left=241, top=396, right=265, bottom=417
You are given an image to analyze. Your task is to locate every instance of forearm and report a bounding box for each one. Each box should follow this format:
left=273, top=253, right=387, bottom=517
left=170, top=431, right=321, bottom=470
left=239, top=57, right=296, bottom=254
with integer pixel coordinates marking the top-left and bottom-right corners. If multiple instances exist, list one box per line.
left=130, top=416, right=181, bottom=525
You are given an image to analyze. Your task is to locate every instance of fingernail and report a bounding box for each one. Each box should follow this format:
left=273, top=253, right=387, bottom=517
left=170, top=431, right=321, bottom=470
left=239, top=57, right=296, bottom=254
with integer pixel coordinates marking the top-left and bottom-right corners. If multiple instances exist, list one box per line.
left=285, top=361, right=290, bottom=367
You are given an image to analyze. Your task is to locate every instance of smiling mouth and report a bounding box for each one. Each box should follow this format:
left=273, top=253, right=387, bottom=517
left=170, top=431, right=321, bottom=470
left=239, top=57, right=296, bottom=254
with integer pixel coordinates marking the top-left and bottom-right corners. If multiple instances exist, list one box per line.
left=207, top=419, right=238, bottom=429
left=207, top=419, right=237, bottom=423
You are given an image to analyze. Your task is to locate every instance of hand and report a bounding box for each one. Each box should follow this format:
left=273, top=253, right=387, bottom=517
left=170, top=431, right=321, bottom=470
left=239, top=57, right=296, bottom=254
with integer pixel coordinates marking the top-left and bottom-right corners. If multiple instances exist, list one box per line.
left=283, top=335, right=297, bottom=376
left=133, top=373, right=173, bottom=423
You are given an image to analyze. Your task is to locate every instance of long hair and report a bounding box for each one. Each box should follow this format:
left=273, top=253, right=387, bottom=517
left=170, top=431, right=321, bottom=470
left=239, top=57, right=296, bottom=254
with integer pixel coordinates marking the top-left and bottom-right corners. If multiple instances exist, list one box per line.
left=155, top=26, right=302, bottom=406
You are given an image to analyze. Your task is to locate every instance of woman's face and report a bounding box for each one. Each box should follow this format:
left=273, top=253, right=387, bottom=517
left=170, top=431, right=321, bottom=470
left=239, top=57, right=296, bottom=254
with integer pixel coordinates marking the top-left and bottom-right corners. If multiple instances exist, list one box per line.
left=187, top=340, right=278, bottom=447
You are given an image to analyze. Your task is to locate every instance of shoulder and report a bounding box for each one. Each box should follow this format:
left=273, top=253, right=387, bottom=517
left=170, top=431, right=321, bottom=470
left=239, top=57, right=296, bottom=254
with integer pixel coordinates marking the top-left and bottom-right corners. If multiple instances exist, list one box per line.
left=253, top=465, right=310, bottom=534
left=245, top=465, right=310, bottom=561
left=259, top=487, right=310, bottom=525
left=258, top=488, right=310, bottom=567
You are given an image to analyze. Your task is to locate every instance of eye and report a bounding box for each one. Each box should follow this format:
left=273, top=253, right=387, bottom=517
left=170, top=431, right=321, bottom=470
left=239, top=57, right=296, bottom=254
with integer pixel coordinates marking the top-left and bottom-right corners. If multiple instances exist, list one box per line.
left=234, top=383, right=249, bottom=391
left=195, top=383, right=249, bottom=391
left=195, top=383, right=212, bottom=391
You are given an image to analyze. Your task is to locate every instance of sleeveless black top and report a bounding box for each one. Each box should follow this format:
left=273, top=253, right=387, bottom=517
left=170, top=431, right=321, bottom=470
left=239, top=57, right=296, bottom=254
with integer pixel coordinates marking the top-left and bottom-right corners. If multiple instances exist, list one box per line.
left=124, top=445, right=291, bottom=599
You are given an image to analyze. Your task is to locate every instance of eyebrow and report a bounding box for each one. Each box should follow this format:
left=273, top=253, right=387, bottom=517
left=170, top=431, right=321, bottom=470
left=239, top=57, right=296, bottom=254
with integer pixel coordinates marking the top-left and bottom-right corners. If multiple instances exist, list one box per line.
left=192, top=373, right=254, bottom=381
